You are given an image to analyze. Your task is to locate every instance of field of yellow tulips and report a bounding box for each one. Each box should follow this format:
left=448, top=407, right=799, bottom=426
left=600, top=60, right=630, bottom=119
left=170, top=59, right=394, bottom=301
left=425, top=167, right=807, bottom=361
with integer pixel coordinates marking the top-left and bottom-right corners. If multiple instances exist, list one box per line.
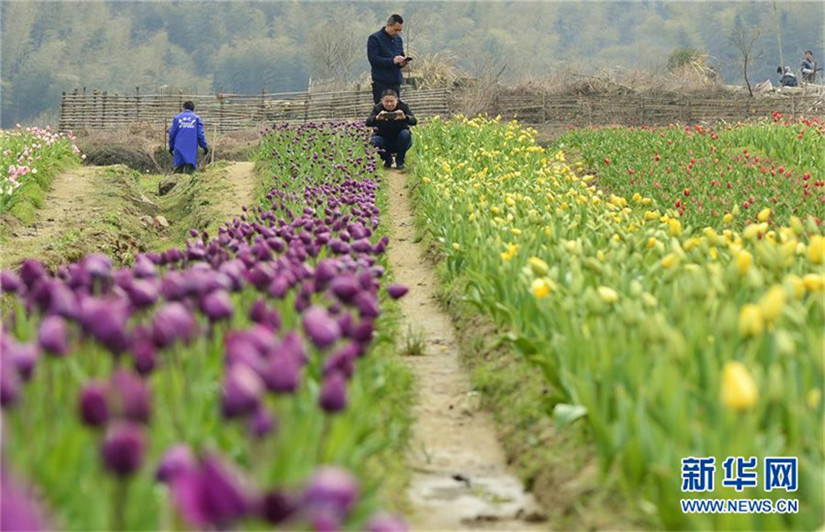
left=411, top=116, right=824, bottom=529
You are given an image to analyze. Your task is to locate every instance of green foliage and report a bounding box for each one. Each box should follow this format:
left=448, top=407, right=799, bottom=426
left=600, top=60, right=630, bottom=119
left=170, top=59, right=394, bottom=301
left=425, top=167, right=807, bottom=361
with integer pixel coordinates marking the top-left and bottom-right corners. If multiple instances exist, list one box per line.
left=667, top=47, right=703, bottom=71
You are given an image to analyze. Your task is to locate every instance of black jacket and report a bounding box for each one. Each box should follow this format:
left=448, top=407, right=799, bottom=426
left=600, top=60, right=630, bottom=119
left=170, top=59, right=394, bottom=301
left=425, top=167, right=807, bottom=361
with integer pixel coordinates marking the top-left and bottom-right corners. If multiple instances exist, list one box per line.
left=366, top=101, right=417, bottom=139
left=367, top=28, right=404, bottom=85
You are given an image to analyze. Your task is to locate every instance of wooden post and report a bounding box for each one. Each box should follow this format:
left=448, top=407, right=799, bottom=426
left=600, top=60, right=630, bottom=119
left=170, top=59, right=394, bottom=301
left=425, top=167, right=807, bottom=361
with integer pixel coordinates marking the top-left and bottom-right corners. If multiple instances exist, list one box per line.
left=542, top=92, right=547, bottom=123
left=303, top=91, right=310, bottom=123
left=135, top=86, right=141, bottom=121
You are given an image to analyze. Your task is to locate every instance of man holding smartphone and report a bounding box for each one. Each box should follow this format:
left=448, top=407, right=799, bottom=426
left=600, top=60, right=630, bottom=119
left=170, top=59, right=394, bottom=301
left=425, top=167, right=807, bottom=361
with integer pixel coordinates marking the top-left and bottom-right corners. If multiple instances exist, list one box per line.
left=367, top=14, right=411, bottom=104
left=366, top=89, right=417, bottom=170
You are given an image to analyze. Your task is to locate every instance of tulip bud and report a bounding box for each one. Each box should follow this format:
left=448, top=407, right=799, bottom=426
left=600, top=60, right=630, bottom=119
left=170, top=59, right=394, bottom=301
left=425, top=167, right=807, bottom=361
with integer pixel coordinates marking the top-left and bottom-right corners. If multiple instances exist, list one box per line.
left=79, top=381, right=109, bottom=427
left=303, top=467, right=359, bottom=518
left=38, top=316, right=68, bottom=356
left=156, top=444, right=197, bottom=483
left=302, top=307, right=341, bottom=349
left=221, top=364, right=264, bottom=418
left=720, top=361, right=758, bottom=411
left=319, top=372, right=348, bottom=413
left=387, top=284, right=409, bottom=300
left=101, top=422, right=145, bottom=477
left=738, top=304, right=764, bottom=338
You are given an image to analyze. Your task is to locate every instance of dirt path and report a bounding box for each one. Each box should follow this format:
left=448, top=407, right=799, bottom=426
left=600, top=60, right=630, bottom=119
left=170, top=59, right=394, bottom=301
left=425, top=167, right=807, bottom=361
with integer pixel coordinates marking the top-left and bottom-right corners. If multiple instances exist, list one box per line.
left=0, top=166, right=107, bottom=267
left=385, top=171, right=546, bottom=530
left=212, top=161, right=259, bottom=220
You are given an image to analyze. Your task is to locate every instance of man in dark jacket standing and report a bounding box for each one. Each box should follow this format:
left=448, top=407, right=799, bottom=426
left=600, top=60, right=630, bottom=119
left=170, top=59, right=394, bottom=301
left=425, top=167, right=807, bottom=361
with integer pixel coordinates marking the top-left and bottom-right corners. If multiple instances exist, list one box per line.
left=366, top=89, right=416, bottom=170
left=367, top=14, right=410, bottom=104
left=169, top=101, right=208, bottom=174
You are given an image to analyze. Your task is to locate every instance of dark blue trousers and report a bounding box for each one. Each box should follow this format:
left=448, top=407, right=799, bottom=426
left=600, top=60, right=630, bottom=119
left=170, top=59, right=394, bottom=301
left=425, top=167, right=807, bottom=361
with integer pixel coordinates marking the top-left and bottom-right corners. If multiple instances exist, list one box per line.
left=371, top=130, right=412, bottom=166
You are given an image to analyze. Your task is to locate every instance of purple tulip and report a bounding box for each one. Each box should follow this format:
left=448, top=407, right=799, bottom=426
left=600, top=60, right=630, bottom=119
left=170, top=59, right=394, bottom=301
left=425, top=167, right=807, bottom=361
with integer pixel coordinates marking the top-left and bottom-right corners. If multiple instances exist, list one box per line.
left=200, top=290, right=234, bottom=322
left=132, top=255, right=157, bottom=278
left=302, top=307, right=341, bottom=349
left=350, top=320, right=374, bottom=343
left=47, top=282, right=79, bottom=320
left=0, top=271, right=22, bottom=294
left=19, top=259, right=46, bottom=289
left=0, top=472, right=52, bottom=531
left=314, top=260, right=338, bottom=287
left=110, top=370, right=151, bottom=424
left=38, top=315, right=68, bottom=356
left=11, top=342, right=40, bottom=382
left=169, top=455, right=251, bottom=529
left=367, top=512, right=408, bottom=532
left=221, top=364, right=264, bottom=418
left=81, top=298, right=131, bottom=355
left=387, top=284, right=409, bottom=300
left=127, top=279, right=159, bottom=309
left=353, top=292, right=380, bottom=318
left=249, top=406, right=277, bottom=438
left=261, top=352, right=300, bottom=394
left=101, top=422, right=145, bottom=477
left=156, top=444, right=197, bottom=483
left=268, top=276, right=290, bottom=299
left=152, top=302, right=196, bottom=348
left=319, top=373, right=348, bottom=413
left=260, top=490, right=298, bottom=525
left=83, top=254, right=112, bottom=279
left=322, top=344, right=358, bottom=379
left=132, top=340, right=156, bottom=376
left=79, top=381, right=109, bottom=427
left=302, top=467, right=359, bottom=518
left=330, top=276, right=359, bottom=303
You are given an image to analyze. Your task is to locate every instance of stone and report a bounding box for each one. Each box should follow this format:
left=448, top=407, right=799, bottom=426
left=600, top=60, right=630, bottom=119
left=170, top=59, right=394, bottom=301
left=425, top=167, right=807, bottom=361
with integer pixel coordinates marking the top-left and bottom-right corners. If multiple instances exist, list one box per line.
left=158, top=176, right=178, bottom=196
left=153, top=215, right=170, bottom=230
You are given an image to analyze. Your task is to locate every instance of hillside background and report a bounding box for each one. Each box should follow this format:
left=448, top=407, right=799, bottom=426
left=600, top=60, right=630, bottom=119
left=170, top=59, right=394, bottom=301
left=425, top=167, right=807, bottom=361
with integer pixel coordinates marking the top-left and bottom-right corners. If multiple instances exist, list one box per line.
left=2, top=0, right=823, bottom=127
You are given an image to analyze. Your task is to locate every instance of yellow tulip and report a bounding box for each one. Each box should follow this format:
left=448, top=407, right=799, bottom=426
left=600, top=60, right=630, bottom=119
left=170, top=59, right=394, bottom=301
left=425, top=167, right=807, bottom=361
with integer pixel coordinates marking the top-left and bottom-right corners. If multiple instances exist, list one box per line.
left=758, top=286, right=786, bottom=323
left=528, top=257, right=550, bottom=277
left=807, top=388, right=822, bottom=409
left=757, top=208, right=771, bottom=222
left=668, top=218, right=683, bottom=237
left=803, top=273, right=825, bottom=292
left=661, top=253, right=679, bottom=269
left=531, top=278, right=549, bottom=298
left=452, top=243, right=461, bottom=250
left=723, top=213, right=734, bottom=224
left=738, top=304, right=764, bottom=337
left=598, top=286, right=619, bottom=304
left=808, top=235, right=825, bottom=265
left=735, top=250, right=753, bottom=276
left=721, top=361, right=759, bottom=411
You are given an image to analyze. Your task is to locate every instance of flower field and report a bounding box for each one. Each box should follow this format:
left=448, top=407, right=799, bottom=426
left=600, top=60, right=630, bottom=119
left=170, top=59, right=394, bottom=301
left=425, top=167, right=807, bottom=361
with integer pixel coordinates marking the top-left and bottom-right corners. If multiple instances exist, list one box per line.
left=557, top=114, right=825, bottom=229
left=1, top=125, right=83, bottom=218
left=1, top=122, right=412, bottom=530
left=411, top=116, right=824, bottom=529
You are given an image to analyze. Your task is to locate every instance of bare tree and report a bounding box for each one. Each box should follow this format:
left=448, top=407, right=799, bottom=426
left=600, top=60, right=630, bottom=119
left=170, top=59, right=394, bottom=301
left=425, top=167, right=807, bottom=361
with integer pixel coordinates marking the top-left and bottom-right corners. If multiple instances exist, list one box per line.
left=308, top=21, right=362, bottom=82
left=729, top=24, right=764, bottom=97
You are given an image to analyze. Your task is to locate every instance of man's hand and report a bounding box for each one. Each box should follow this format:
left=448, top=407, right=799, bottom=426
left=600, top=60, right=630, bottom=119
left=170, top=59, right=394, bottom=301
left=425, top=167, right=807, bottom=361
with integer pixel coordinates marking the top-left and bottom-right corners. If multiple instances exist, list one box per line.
left=394, top=110, right=406, bottom=120
left=202, top=146, right=209, bottom=155
left=169, top=148, right=174, bottom=156
left=393, top=55, right=406, bottom=65
left=377, top=111, right=389, bottom=121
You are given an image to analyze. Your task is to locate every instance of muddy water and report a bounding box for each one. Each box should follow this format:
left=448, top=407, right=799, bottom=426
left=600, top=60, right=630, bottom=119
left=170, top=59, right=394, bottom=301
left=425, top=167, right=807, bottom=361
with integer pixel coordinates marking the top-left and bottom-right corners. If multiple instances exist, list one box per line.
left=385, top=171, right=547, bottom=530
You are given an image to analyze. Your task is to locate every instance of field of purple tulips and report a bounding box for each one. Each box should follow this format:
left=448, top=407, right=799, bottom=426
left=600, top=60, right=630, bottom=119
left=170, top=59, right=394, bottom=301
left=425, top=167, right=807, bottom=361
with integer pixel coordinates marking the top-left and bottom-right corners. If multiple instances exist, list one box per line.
left=1, top=122, right=414, bottom=530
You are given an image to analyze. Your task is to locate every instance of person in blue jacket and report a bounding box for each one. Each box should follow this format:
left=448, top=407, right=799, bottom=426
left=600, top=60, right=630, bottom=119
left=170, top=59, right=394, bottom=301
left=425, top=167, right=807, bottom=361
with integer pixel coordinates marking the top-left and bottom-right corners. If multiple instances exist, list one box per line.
left=367, top=14, right=411, bottom=104
left=169, top=101, right=208, bottom=174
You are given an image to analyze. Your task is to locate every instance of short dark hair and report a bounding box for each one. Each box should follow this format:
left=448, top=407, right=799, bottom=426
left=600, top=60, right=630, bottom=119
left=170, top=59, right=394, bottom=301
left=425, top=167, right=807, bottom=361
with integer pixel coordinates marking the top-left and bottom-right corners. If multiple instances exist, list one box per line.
left=805, top=50, right=813, bottom=55
left=380, top=89, right=398, bottom=98
left=387, top=14, right=403, bottom=25
left=183, top=101, right=195, bottom=111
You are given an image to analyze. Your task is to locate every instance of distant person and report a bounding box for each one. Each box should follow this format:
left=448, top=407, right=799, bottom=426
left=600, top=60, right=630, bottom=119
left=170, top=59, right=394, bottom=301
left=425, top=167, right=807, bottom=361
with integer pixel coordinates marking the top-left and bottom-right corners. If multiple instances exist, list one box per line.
left=169, top=101, right=208, bottom=174
left=777, top=66, right=798, bottom=88
left=367, top=14, right=411, bottom=104
left=801, top=50, right=817, bottom=83
left=366, top=89, right=417, bottom=170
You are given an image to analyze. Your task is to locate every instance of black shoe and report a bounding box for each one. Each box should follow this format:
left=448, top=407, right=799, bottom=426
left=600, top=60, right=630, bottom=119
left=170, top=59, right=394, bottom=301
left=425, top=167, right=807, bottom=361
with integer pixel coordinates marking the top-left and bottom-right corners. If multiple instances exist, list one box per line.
left=396, top=164, right=405, bottom=171
left=383, top=161, right=393, bottom=168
